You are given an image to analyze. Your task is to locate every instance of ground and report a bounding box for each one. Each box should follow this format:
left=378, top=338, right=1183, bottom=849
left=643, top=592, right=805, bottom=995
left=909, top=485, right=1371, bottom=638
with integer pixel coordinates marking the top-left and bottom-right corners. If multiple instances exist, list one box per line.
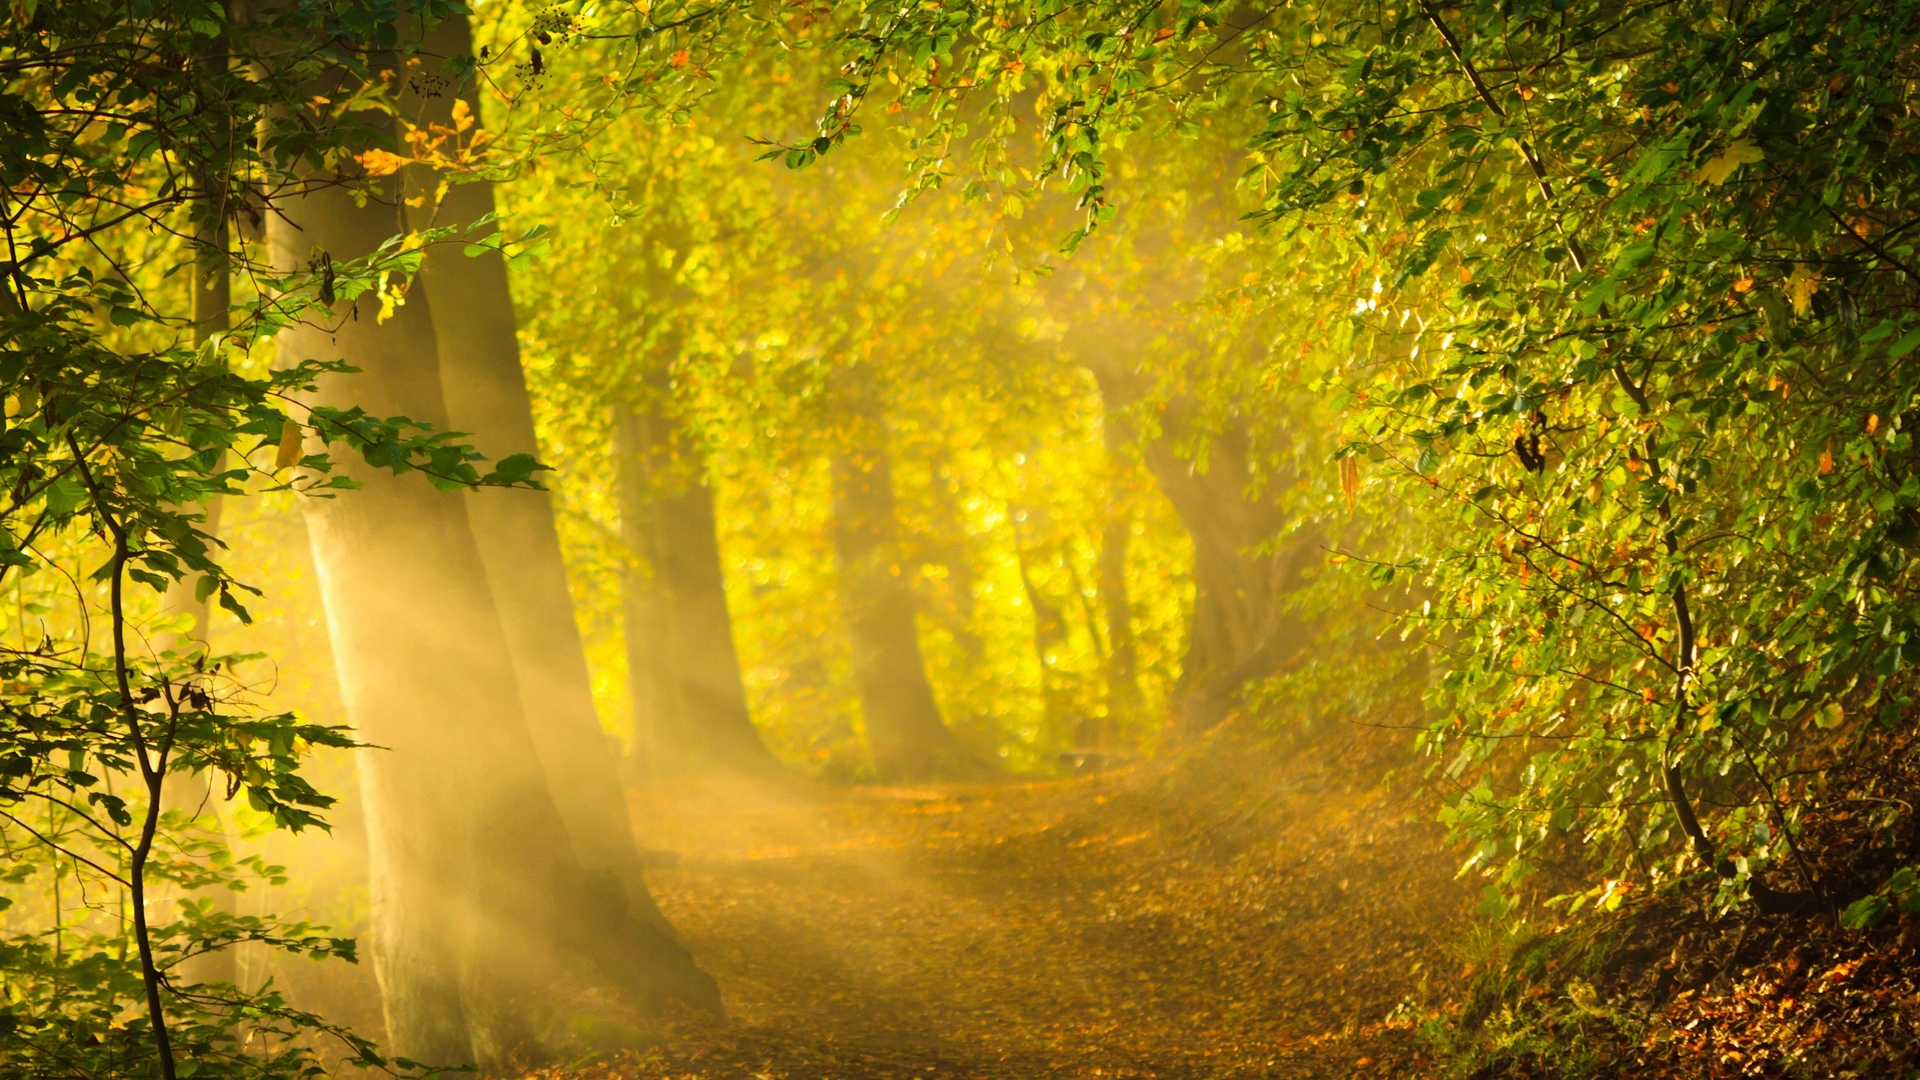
left=569, top=725, right=1473, bottom=1079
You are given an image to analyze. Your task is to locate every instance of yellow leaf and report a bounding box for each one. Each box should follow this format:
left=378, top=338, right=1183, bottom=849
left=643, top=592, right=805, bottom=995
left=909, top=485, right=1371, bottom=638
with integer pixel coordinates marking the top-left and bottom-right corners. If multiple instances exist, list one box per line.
left=1338, top=456, right=1360, bottom=512
left=1692, top=140, right=1763, bottom=185
left=356, top=148, right=411, bottom=177
left=1786, top=264, right=1820, bottom=316
left=451, top=97, right=474, bottom=133
left=275, top=420, right=304, bottom=470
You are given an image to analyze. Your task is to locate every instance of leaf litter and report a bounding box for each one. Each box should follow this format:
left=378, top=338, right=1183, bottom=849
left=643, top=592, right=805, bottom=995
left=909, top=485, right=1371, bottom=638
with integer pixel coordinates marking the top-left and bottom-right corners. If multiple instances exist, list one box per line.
left=541, top=723, right=1473, bottom=1079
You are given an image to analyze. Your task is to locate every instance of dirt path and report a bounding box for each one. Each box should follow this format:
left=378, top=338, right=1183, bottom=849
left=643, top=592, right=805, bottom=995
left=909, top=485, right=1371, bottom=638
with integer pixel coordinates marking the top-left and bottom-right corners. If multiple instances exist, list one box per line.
left=596, top=729, right=1471, bottom=1079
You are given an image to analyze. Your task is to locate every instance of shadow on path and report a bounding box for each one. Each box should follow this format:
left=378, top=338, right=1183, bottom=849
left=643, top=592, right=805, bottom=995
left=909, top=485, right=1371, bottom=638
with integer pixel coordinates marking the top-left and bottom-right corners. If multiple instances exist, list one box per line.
left=593, top=724, right=1472, bottom=1079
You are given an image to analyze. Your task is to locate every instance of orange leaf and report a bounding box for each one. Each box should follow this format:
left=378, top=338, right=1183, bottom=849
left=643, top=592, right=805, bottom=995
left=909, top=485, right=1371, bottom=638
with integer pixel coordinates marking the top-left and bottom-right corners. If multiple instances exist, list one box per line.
left=356, top=148, right=411, bottom=176
left=670, top=49, right=690, bottom=68
left=1819, top=448, right=1834, bottom=474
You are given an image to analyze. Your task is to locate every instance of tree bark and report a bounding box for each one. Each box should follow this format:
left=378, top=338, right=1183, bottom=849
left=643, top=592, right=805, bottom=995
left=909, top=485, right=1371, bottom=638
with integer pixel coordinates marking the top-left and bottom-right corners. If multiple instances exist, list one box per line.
left=1011, top=505, right=1072, bottom=746
left=1075, top=335, right=1319, bottom=736
left=400, top=15, right=688, bottom=938
left=614, top=402, right=676, bottom=782
left=830, top=379, right=989, bottom=781
left=1094, top=432, right=1139, bottom=746
left=272, top=111, right=715, bottom=1067
left=613, top=394, right=779, bottom=777
left=157, top=124, right=235, bottom=989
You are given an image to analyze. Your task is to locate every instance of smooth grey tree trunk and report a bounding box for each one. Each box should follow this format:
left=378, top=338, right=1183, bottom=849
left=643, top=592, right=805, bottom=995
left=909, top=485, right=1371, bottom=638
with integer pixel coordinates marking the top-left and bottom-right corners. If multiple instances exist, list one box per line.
left=1094, top=432, right=1140, bottom=746
left=400, top=15, right=685, bottom=934
left=274, top=171, right=546, bottom=1064
left=614, top=402, right=678, bottom=782
left=271, top=100, right=716, bottom=1066
left=613, top=394, right=780, bottom=778
left=1011, top=504, right=1072, bottom=745
left=157, top=154, right=236, bottom=989
left=829, top=379, right=990, bottom=781
left=1072, top=326, right=1319, bottom=735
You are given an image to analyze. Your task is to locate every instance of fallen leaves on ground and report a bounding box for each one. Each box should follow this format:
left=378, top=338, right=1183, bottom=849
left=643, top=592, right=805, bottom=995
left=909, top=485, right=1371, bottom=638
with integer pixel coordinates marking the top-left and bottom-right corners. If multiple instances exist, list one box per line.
left=547, top=724, right=1472, bottom=1079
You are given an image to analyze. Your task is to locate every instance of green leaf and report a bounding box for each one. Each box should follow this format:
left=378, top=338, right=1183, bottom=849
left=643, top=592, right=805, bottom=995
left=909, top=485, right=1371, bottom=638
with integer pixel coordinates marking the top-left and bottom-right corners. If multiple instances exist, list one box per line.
left=1692, top=140, right=1764, bottom=185
left=42, top=478, right=84, bottom=516
left=482, top=452, right=547, bottom=486
left=1841, top=894, right=1890, bottom=929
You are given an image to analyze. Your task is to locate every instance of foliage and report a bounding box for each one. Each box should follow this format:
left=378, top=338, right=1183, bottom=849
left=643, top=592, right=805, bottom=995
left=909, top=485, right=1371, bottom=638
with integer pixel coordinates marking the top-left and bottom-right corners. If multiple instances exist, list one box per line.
left=740, top=0, right=1920, bottom=918
left=498, top=28, right=1207, bottom=776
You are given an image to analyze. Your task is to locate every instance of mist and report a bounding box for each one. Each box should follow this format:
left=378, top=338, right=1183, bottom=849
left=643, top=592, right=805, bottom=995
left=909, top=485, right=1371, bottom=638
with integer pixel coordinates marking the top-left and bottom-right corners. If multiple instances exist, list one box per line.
left=7, top=3, right=1918, bottom=1078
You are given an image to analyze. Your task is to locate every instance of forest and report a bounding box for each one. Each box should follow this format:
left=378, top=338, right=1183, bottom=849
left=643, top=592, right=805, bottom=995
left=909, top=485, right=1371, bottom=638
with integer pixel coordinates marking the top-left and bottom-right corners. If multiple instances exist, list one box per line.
left=3, top=0, right=1919, bottom=1077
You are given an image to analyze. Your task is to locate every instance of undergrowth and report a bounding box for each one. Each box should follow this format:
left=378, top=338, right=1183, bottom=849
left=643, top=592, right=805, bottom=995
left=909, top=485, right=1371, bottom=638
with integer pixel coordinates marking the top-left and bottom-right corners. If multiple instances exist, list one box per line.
left=1427, top=725, right=1920, bottom=1079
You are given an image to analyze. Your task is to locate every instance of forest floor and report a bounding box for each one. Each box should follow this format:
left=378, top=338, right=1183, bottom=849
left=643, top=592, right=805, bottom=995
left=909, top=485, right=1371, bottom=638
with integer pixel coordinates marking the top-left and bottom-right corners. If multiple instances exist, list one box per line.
left=569, top=723, right=1474, bottom=1079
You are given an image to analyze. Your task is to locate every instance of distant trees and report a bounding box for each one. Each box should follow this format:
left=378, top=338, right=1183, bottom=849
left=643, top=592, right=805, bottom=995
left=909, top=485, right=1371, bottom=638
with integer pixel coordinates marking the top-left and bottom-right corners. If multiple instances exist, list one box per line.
left=616, top=388, right=783, bottom=778
left=796, top=0, right=1920, bottom=921
left=829, top=371, right=993, bottom=780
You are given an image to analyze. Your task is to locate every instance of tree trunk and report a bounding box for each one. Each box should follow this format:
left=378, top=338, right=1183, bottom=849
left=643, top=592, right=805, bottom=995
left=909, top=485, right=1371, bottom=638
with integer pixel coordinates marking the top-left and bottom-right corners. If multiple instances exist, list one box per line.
left=1011, top=505, right=1072, bottom=746
left=401, top=15, right=688, bottom=937
left=1078, top=341, right=1318, bottom=736
left=157, top=160, right=235, bottom=989
left=614, top=403, right=677, bottom=784
left=830, top=381, right=988, bottom=781
left=1094, top=432, right=1139, bottom=746
left=613, top=394, right=779, bottom=777
left=271, top=112, right=715, bottom=1067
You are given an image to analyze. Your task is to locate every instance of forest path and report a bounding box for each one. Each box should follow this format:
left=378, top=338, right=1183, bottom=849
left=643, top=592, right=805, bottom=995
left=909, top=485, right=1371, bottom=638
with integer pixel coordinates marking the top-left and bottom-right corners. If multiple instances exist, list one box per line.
left=600, top=727, right=1471, bottom=1079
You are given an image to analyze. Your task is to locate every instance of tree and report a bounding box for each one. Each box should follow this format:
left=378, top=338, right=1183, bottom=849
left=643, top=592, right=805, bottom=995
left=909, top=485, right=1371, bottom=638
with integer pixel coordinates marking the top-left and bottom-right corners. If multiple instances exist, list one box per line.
left=270, top=52, right=718, bottom=1065
left=1043, top=196, right=1324, bottom=736
left=793, top=0, right=1920, bottom=917
left=830, top=368, right=991, bottom=780
left=1094, top=423, right=1144, bottom=747
left=0, top=1, right=579, bottom=1075
left=615, top=383, right=783, bottom=778
left=398, top=8, right=709, bottom=934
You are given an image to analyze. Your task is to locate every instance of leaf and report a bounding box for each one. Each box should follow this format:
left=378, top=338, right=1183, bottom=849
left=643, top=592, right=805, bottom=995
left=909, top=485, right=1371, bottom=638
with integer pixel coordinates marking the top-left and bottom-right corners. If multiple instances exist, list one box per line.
left=42, top=478, right=84, bottom=516
left=1888, top=328, right=1920, bottom=359
left=1841, top=894, right=1890, bottom=929
left=1692, top=140, right=1763, bottom=185
left=356, top=148, right=411, bottom=177
left=275, top=420, right=305, bottom=470
left=1786, top=264, right=1820, bottom=317
left=482, top=452, right=548, bottom=486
